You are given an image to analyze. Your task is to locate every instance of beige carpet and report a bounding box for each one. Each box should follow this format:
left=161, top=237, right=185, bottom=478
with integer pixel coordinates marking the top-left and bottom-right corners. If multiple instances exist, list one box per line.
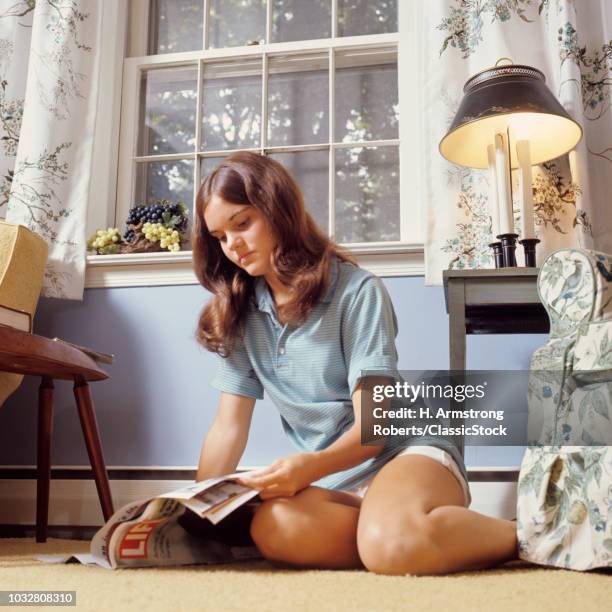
left=0, top=538, right=610, bottom=612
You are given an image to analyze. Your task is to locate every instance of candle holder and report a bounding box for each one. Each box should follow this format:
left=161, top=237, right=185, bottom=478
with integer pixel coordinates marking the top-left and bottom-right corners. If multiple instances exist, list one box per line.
left=519, top=238, right=540, bottom=267
left=498, top=233, right=519, bottom=267
left=489, top=241, right=504, bottom=268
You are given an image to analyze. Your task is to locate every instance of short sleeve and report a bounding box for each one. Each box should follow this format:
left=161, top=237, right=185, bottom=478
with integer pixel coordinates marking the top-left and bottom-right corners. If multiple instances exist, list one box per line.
left=342, top=276, right=400, bottom=395
left=210, top=335, right=264, bottom=399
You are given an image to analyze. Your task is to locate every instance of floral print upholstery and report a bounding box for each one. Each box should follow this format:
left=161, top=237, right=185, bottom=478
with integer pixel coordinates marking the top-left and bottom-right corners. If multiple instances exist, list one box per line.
left=518, top=446, right=612, bottom=570
left=518, top=249, right=612, bottom=570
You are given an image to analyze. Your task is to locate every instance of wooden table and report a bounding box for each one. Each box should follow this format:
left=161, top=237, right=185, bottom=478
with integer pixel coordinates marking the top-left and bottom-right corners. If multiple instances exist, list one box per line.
left=443, top=268, right=549, bottom=371
left=0, top=325, right=114, bottom=542
left=442, top=269, right=550, bottom=458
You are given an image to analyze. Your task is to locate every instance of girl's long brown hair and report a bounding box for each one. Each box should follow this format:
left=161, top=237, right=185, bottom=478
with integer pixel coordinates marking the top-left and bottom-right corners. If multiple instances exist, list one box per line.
left=192, top=151, right=356, bottom=357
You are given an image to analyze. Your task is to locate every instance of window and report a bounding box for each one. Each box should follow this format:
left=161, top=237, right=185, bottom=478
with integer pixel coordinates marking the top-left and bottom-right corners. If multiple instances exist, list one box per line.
left=90, top=0, right=423, bottom=287
left=116, top=0, right=418, bottom=246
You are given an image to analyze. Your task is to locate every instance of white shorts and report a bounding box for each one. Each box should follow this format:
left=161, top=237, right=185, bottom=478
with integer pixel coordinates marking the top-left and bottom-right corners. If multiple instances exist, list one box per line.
left=346, top=446, right=471, bottom=507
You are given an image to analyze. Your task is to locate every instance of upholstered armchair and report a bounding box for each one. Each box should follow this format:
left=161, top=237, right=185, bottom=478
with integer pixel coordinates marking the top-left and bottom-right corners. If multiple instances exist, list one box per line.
left=0, top=221, right=48, bottom=407
left=517, top=248, right=612, bottom=570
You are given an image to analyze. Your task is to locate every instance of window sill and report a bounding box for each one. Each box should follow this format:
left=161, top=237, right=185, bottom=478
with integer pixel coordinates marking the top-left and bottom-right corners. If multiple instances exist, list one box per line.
left=84, top=244, right=425, bottom=288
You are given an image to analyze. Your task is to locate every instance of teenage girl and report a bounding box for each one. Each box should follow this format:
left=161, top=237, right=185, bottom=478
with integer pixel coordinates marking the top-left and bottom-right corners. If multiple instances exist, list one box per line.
left=192, top=151, right=517, bottom=575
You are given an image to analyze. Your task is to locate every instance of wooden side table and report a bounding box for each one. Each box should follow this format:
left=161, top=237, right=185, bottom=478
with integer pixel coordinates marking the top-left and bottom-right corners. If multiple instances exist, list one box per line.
left=443, top=269, right=550, bottom=459
left=0, top=325, right=114, bottom=542
left=443, top=268, right=549, bottom=371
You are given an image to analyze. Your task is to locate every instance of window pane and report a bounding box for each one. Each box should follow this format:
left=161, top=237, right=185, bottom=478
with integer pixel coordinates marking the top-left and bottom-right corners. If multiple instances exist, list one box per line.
left=150, top=0, right=204, bottom=54
left=208, top=0, right=266, bottom=48
left=200, top=156, right=225, bottom=183
left=335, top=50, right=398, bottom=143
left=272, top=0, right=331, bottom=43
left=268, top=54, right=328, bottom=146
left=134, top=160, right=195, bottom=239
left=268, top=150, right=329, bottom=233
left=337, top=0, right=397, bottom=37
left=138, top=67, right=197, bottom=156
left=201, top=59, right=262, bottom=151
left=335, top=146, right=399, bottom=243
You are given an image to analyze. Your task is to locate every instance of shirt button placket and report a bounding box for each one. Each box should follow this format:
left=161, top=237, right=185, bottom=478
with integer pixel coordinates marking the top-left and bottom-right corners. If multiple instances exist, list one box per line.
left=276, top=343, right=285, bottom=370
left=276, top=326, right=288, bottom=367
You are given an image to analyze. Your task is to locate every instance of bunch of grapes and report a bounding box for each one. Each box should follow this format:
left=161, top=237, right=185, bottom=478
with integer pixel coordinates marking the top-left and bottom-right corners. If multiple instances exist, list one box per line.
left=142, top=222, right=181, bottom=252
left=87, top=200, right=188, bottom=255
left=123, top=228, right=136, bottom=243
left=123, top=200, right=188, bottom=245
left=87, top=228, right=122, bottom=254
left=125, top=204, right=163, bottom=227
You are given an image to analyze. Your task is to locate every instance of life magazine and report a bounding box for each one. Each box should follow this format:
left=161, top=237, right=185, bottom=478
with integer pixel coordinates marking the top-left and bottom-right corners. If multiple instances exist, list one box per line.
left=39, top=473, right=262, bottom=569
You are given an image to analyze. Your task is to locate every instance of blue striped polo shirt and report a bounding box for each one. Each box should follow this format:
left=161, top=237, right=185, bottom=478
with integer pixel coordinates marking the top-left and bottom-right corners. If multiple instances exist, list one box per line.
left=210, top=256, right=467, bottom=491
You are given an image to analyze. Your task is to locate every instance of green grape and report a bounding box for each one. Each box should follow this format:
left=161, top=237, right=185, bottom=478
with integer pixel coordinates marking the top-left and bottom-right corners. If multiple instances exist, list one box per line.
left=87, top=227, right=121, bottom=251
left=141, top=221, right=182, bottom=252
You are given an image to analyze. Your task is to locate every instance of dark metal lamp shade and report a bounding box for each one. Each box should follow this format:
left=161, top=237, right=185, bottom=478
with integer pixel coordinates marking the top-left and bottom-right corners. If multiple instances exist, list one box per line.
left=439, top=64, right=582, bottom=169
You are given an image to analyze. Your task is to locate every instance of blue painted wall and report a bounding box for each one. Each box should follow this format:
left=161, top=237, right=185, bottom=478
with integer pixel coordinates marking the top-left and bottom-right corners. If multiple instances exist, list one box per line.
left=0, top=276, right=547, bottom=469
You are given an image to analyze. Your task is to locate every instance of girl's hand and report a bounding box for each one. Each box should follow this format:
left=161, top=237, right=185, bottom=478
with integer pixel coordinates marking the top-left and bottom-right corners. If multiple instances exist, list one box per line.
left=238, top=453, right=320, bottom=499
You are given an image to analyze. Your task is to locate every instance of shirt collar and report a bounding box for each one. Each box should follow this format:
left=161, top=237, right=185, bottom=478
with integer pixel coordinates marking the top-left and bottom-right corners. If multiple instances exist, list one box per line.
left=254, top=256, right=339, bottom=313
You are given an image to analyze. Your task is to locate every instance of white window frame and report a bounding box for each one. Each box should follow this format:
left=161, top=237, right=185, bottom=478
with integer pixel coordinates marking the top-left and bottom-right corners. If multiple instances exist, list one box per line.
left=85, top=0, right=424, bottom=288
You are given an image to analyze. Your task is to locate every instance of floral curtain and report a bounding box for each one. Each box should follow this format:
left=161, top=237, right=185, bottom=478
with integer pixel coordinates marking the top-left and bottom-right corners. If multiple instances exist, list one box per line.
left=0, top=0, right=102, bottom=299
left=420, top=0, right=611, bottom=284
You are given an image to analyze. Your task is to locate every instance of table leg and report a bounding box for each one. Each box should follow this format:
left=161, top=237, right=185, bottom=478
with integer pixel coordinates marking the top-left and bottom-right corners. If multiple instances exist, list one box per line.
left=448, top=279, right=467, bottom=371
left=448, top=279, right=467, bottom=459
left=73, top=381, right=114, bottom=521
left=36, top=377, right=54, bottom=543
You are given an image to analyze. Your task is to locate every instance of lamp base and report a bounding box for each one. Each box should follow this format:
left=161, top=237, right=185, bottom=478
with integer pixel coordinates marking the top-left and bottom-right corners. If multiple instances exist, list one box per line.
left=497, top=233, right=519, bottom=268
left=519, top=238, right=540, bottom=267
left=489, top=241, right=504, bottom=268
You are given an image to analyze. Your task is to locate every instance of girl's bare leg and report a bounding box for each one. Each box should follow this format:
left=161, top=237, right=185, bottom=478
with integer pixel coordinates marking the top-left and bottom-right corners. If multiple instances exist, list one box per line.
left=250, top=486, right=363, bottom=569
left=357, top=454, right=518, bottom=575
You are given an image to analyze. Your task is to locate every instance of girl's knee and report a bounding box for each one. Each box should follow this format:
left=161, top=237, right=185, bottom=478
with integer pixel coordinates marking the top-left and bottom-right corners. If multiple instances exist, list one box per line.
left=250, top=497, right=303, bottom=563
left=357, top=513, right=447, bottom=576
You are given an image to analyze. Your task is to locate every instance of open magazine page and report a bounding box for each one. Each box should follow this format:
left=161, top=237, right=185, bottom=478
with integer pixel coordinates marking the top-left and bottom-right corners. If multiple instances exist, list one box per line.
left=159, top=474, right=241, bottom=500
left=162, top=478, right=259, bottom=518
left=202, top=489, right=259, bottom=525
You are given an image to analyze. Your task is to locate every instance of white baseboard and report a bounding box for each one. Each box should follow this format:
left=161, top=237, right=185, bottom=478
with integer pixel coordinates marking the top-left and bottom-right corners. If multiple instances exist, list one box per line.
left=469, top=482, right=517, bottom=519
left=0, top=478, right=517, bottom=527
left=0, top=479, right=191, bottom=526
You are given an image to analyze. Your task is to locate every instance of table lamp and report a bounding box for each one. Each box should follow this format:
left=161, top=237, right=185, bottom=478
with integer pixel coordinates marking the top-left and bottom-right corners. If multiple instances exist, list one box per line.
left=439, top=59, right=582, bottom=268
